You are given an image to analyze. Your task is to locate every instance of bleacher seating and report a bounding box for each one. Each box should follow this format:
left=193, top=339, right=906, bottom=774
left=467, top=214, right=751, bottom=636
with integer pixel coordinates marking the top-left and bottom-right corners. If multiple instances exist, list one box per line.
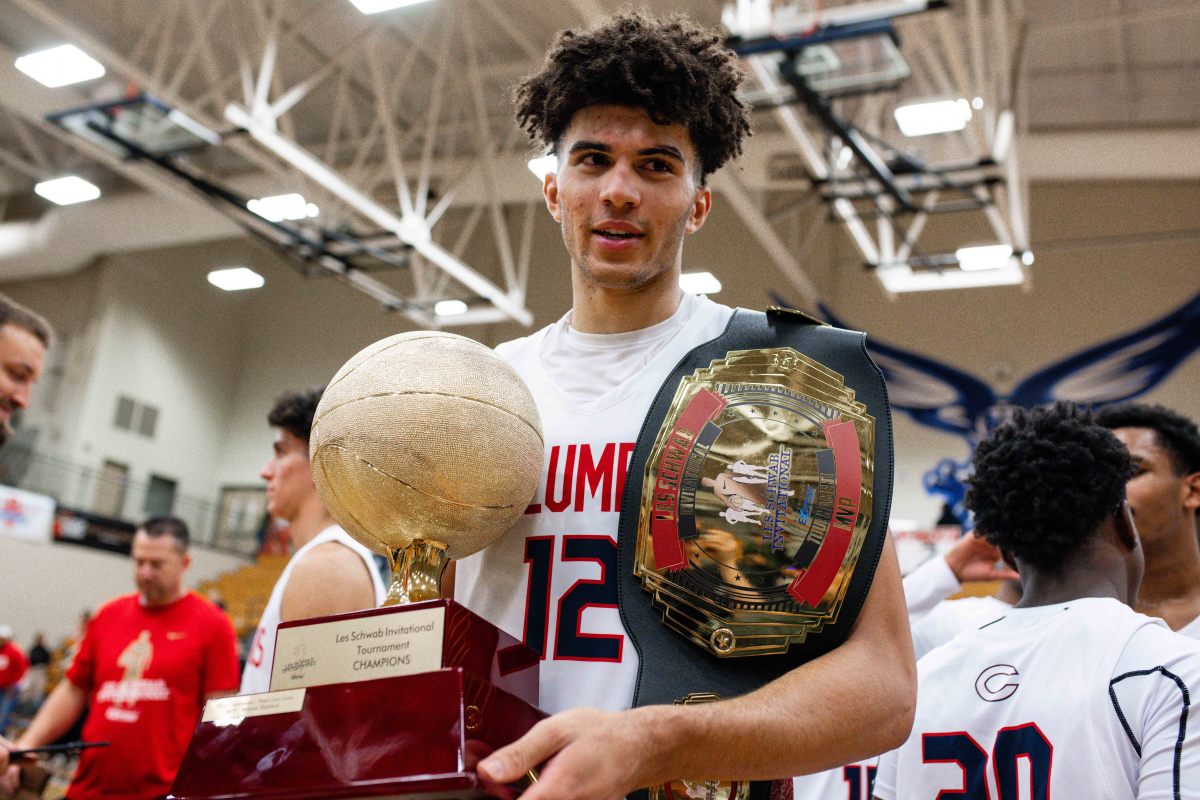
left=198, top=554, right=289, bottom=638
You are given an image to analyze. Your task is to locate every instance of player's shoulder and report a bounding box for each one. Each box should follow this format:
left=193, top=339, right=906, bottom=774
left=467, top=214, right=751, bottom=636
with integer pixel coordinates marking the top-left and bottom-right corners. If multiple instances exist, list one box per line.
left=1115, top=620, right=1200, bottom=679
left=91, top=593, right=139, bottom=621
left=915, top=635, right=968, bottom=677
left=913, top=605, right=1016, bottom=678
left=691, top=294, right=735, bottom=329
left=1175, top=612, right=1200, bottom=641
left=1109, top=621, right=1200, bottom=751
left=299, top=538, right=373, bottom=575
left=288, top=539, right=375, bottom=595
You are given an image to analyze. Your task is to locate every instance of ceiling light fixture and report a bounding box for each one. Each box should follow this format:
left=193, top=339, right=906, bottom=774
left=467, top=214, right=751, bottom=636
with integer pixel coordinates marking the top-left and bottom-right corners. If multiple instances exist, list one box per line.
left=348, top=0, right=433, bottom=14
left=680, top=271, right=723, bottom=295
left=876, top=261, right=1023, bottom=293
left=247, top=193, right=319, bottom=222
left=14, top=44, right=105, bottom=88
left=894, top=98, right=971, bottom=137
left=955, top=244, right=1013, bottom=271
left=207, top=267, right=265, bottom=291
left=34, top=175, right=101, bottom=205
left=527, top=155, right=557, bottom=181
left=434, top=299, right=468, bottom=317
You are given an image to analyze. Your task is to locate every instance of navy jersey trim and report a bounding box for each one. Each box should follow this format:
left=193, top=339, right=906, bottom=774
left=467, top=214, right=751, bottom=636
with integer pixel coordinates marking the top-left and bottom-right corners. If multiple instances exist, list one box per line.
left=1109, top=665, right=1190, bottom=800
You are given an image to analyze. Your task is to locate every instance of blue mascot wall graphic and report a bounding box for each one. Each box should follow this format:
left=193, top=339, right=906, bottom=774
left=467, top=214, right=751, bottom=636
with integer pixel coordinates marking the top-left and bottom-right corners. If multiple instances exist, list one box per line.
left=771, top=291, right=1200, bottom=527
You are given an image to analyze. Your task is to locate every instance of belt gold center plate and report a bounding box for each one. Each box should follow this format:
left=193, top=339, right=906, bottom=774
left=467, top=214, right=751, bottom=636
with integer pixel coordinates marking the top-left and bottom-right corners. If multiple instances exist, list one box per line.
left=634, top=347, right=875, bottom=658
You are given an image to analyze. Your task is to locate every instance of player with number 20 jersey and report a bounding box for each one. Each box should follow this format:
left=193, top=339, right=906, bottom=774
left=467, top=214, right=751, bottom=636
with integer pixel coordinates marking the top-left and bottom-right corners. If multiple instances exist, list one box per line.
left=873, top=598, right=1200, bottom=799
left=873, top=403, right=1200, bottom=800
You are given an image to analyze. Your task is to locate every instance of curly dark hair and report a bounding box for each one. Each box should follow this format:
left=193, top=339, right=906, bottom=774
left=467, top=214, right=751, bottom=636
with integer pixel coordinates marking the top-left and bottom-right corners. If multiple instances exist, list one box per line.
left=1095, top=403, right=1200, bottom=477
left=268, top=386, right=325, bottom=446
left=514, top=12, right=752, bottom=179
left=966, top=403, right=1133, bottom=574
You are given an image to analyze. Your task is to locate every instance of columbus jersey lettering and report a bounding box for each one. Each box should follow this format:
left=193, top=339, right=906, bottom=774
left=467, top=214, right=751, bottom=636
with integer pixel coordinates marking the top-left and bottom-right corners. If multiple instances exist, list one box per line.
left=526, top=442, right=637, bottom=515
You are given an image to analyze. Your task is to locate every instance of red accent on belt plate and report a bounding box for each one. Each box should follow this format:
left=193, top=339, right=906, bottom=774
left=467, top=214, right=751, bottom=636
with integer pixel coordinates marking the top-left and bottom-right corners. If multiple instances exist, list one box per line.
left=788, top=420, right=862, bottom=606
left=650, top=389, right=728, bottom=571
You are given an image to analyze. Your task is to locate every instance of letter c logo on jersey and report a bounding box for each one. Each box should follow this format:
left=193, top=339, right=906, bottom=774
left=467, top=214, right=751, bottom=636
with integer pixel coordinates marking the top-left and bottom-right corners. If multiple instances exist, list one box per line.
left=975, top=664, right=1020, bottom=702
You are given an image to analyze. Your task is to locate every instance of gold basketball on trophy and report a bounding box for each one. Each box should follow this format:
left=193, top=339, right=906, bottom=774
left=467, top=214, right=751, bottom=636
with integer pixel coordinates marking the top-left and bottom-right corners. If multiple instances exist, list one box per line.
left=310, top=330, right=543, bottom=604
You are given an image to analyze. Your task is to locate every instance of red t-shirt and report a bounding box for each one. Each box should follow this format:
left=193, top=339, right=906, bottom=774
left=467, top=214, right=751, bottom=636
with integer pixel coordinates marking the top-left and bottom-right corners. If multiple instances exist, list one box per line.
left=66, top=592, right=239, bottom=800
left=0, top=641, right=28, bottom=688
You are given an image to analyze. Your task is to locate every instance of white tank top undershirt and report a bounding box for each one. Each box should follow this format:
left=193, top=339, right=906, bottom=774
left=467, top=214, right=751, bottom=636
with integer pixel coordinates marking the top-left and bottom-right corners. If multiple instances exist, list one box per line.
left=539, top=291, right=713, bottom=404
left=239, top=525, right=385, bottom=694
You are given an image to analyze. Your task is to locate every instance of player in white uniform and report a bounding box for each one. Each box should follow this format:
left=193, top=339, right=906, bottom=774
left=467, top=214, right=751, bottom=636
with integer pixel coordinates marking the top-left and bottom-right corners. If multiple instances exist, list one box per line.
left=902, top=532, right=1021, bottom=661
left=240, top=388, right=384, bottom=694
left=874, top=403, right=1200, bottom=800
left=902, top=532, right=1018, bottom=623
left=453, top=12, right=916, bottom=800
left=1098, top=404, right=1200, bottom=640
left=795, top=535, right=1019, bottom=799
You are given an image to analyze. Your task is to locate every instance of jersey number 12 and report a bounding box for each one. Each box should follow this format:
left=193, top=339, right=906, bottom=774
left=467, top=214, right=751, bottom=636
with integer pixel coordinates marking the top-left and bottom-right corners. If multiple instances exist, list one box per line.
left=516, top=535, right=622, bottom=662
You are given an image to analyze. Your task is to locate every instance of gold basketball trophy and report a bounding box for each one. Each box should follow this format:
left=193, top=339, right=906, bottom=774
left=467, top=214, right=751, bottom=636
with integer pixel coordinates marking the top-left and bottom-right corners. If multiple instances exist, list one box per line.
left=170, top=331, right=548, bottom=800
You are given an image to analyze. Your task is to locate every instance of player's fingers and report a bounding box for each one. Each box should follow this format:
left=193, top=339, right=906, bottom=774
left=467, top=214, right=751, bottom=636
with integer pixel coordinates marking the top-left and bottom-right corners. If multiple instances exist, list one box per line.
left=478, top=717, right=566, bottom=784
left=0, top=764, right=20, bottom=795
left=512, top=747, right=622, bottom=800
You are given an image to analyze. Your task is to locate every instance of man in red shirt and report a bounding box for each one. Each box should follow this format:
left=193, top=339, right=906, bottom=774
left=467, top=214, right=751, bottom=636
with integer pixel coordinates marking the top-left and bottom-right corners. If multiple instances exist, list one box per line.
left=0, top=625, right=29, bottom=735
left=6, top=517, right=239, bottom=799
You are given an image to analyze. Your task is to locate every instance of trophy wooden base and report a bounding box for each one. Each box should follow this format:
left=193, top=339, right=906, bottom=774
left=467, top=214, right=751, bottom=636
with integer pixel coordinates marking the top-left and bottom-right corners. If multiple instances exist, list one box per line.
left=169, top=601, right=545, bottom=799
left=170, top=667, right=545, bottom=800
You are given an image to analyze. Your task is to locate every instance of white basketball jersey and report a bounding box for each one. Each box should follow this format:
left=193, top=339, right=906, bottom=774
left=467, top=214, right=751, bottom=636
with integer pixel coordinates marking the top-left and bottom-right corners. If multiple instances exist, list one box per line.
left=455, top=293, right=733, bottom=713
left=240, top=525, right=385, bottom=694
left=793, top=761, right=879, bottom=800
left=874, top=598, right=1200, bottom=800
left=794, top=595, right=1011, bottom=800
left=911, top=595, right=1012, bottom=660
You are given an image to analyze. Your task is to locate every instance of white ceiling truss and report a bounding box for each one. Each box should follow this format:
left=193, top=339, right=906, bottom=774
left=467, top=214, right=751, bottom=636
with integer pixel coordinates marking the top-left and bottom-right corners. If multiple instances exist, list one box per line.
left=726, top=0, right=1033, bottom=295
left=6, top=0, right=549, bottom=327
left=0, top=0, right=1197, bottom=312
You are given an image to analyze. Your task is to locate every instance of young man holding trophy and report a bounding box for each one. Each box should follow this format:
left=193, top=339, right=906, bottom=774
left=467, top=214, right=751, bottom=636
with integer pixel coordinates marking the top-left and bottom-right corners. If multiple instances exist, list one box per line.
left=453, top=12, right=916, bottom=800
left=165, top=13, right=913, bottom=800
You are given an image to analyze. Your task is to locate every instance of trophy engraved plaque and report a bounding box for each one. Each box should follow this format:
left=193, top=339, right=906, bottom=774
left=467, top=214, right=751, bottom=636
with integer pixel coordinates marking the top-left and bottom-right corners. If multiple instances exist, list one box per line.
left=170, top=331, right=547, bottom=800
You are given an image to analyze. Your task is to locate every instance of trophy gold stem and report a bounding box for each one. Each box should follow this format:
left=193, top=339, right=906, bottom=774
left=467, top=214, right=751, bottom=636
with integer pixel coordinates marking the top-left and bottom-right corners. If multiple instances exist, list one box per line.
left=383, top=539, right=450, bottom=606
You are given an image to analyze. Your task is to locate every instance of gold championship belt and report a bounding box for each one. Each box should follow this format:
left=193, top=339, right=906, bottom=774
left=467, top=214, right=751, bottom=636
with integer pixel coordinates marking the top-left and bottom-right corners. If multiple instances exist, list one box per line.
left=637, top=346, right=875, bottom=655
left=614, top=308, right=893, bottom=800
